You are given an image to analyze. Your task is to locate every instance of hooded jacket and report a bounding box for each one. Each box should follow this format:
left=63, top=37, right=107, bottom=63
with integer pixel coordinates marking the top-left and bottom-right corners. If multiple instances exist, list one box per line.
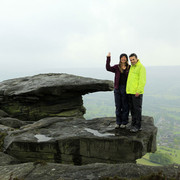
left=126, top=60, right=146, bottom=94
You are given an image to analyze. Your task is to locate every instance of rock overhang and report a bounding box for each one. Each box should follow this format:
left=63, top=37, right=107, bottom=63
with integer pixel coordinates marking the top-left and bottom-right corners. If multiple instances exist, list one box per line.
left=0, top=73, right=113, bottom=121
left=0, top=73, right=113, bottom=96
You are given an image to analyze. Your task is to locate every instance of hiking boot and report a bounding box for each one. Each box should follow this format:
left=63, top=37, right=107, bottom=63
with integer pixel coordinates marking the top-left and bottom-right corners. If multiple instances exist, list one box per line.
left=120, top=124, right=126, bottom=129
left=130, top=127, right=139, bottom=133
left=115, top=124, right=120, bottom=129
left=139, top=127, right=142, bottom=131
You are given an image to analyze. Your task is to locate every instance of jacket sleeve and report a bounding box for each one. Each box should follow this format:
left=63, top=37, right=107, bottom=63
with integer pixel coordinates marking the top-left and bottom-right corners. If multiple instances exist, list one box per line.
left=106, top=56, right=116, bottom=73
left=137, top=66, right=146, bottom=94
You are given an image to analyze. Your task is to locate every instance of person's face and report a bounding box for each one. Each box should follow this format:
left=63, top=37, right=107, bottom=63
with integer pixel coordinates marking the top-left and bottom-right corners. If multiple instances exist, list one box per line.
left=129, top=56, right=138, bottom=65
left=120, top=56, right=127, bottom=63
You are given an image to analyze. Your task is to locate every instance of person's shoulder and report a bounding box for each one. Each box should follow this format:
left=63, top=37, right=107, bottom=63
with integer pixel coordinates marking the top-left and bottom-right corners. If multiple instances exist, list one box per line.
left=140, top=62, right=145, bottom=68
left=139, top=63, right=146, bottom=72
left=138, top=60, right=145, bottom=67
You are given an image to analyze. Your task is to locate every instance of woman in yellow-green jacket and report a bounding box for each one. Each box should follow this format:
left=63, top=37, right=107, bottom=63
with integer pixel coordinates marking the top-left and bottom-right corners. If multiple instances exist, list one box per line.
left=126, top=53, right=146, bottom=132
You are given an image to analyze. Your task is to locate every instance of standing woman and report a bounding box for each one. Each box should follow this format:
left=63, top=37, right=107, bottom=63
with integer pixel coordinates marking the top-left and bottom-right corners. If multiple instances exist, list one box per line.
left=106, top=52, right=130, bottom=129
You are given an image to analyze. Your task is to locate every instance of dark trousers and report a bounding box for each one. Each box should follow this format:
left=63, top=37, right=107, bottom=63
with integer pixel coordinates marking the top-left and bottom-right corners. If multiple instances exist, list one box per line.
left=128, top=94, right=143, bottom=129
left=114, top=85, right=129, bottom=125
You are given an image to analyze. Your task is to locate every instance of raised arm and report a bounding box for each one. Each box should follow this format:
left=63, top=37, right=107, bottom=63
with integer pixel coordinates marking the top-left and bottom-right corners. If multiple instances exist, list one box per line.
left=106, top=52, right=116, bottom=73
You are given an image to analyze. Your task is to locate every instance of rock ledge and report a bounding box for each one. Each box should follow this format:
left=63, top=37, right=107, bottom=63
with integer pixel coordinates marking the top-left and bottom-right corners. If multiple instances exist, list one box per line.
left=0, top=73, right=113, bottom=121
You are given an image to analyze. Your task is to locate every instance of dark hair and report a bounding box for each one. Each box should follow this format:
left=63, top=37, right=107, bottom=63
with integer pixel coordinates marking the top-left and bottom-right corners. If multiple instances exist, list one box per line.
left=120, top=53, right=128, bottom=61
left=119, top=53, right=129, bottom=73
left=129, top=53, right=137, bottom=59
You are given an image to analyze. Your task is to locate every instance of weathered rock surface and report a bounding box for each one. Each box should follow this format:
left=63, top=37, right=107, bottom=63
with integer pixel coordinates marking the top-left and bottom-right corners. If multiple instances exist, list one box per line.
left=0, top=162, right=179, bottom=180
left=0, top=117, right=27, bottom=128
left=0, top=152, right=20, bottom=166
left=0, top=73, right=113, bottom=121
left=0, top=73, right=163, bottom=180
left=3, top=116, right=157, bottom=165
left=0, top=109, right=9, bottom=117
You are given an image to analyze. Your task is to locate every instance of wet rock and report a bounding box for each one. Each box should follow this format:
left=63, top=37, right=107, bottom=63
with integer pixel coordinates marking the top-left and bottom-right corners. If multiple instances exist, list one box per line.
left=0, top=73, right=113, bottom=121
left=4, top=116, right=157, bottom=165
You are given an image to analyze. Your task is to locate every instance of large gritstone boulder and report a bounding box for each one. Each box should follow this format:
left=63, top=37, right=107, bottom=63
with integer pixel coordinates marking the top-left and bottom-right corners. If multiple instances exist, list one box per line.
left=0, top=73, right=113, bottom=121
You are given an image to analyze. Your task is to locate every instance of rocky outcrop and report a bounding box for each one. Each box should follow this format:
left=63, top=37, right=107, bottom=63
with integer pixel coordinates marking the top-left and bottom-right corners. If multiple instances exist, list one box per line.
left=0, top=73, right=113, bottom=121
left=0, top=162, right=179, bottom=180
left=3, top=116, right=157, bottom=165
left=0, top=73, right=161, bottom=180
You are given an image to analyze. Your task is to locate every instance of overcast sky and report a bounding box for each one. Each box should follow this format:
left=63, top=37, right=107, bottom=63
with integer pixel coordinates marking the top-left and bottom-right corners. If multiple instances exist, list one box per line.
left=0, top=0, right=180, bottom=78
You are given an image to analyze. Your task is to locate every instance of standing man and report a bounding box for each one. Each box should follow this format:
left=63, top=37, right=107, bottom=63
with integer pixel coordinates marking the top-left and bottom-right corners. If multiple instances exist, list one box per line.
left=126, top=53, right=146, bottom=132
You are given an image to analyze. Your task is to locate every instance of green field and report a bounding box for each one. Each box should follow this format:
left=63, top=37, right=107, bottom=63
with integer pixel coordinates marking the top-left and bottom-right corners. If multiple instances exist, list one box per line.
left=137, top=146, right=180, bottom=166
left=137, top=154, right=161, bottom=166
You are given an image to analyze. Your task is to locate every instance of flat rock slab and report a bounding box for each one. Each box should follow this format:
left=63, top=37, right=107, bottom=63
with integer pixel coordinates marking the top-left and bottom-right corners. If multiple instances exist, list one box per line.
left=0, top=73, right=113, bottom=96
left=0, top=162, right=179, bottom=180
left=4, top=116, right=157, bottom=165
left=0, top=73, right=113, bottom=121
